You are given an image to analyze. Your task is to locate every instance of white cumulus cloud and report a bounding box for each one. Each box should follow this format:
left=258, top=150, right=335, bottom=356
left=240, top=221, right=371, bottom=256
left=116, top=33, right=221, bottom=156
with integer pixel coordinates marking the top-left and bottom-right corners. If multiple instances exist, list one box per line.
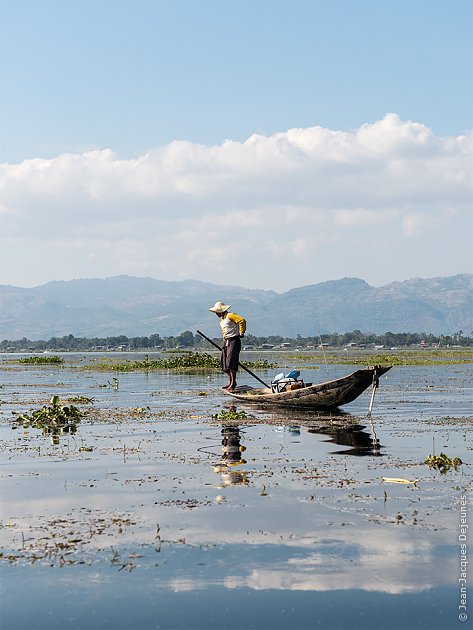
left=0, top=114, right=471, bottom=289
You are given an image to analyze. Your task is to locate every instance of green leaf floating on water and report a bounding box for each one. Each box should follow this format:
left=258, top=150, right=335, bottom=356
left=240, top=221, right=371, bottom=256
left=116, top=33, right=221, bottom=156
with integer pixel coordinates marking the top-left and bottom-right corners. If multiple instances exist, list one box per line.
left=424, top=452, right=463, bottom=473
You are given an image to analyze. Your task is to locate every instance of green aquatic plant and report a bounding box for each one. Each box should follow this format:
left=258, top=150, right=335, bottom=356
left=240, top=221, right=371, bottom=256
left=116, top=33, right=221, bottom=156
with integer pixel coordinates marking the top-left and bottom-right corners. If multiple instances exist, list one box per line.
left=89, top=352, right=217, bottom=371
left=424, top=452, right=463, bottom=473
left=16, top=355, right=64, bottom=365
left=316, top=349, right=473, bottom=366
left=211, top=409, right=249, bottom=420
left=13, top=395, right=83, bottom=439
left=153, top=352, right=219, bottom=369
left=87, top=352, right=276, bottom=372
left=270, top=347, right=472, bottom=368
left=68, top=395, right=95, bottom=404
left=243, top=358, right=277, bottom=369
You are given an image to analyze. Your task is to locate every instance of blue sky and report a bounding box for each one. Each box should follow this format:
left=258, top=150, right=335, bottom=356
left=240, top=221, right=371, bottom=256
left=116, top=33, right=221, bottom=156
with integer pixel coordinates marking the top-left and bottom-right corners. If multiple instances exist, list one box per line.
left=2, top=0, right=471, bottom=161
left=0, top=0, right=472, bottom=290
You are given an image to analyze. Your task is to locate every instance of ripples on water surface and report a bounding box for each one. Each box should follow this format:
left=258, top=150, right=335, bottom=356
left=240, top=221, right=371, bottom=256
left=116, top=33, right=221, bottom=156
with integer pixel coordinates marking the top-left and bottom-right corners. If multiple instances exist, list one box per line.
left=0, top=353, right=471, bottom=629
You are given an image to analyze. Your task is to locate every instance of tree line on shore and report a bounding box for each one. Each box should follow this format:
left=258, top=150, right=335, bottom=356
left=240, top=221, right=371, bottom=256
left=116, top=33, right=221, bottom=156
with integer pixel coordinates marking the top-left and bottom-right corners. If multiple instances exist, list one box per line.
left=1, top=329, right=470, bottom=351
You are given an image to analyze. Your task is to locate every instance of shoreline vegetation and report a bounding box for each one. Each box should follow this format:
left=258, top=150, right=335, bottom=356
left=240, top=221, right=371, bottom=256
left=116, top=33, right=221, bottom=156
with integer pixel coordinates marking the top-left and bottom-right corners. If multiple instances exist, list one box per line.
left=3, top=348, right=472, bottom=369
left=1, top=330, right=471, bottom=354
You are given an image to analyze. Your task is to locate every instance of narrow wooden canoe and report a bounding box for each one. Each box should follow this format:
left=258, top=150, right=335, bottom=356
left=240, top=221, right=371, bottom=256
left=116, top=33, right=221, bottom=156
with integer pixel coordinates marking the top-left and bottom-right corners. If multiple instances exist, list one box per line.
left=223, top=365, right=392, bottom=409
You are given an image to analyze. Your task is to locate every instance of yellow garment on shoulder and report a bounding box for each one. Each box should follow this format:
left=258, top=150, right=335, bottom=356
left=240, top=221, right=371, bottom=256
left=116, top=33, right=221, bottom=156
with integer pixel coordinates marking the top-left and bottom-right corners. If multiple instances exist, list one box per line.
left=220, top=312, right=246, bottom=339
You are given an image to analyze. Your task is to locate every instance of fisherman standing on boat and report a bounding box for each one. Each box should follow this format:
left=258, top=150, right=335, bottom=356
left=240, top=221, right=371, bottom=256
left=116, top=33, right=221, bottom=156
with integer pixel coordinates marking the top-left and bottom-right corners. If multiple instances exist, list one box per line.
left=209, top=301, right=246, bottom=391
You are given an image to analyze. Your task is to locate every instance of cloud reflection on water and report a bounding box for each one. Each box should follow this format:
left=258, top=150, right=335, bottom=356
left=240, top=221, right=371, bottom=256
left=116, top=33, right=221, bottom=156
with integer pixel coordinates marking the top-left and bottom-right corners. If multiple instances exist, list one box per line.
left=0, top=361, right=470, bottom=613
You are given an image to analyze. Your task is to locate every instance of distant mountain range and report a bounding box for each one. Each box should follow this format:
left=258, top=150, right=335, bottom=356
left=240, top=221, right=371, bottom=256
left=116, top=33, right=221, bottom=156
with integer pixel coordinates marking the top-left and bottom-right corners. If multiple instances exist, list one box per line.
left=0, top=274, right=471, bottom=340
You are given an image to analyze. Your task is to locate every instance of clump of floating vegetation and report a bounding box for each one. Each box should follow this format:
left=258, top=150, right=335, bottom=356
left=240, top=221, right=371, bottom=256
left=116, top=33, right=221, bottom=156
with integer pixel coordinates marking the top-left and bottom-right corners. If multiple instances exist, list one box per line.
left=12, top=396, right=83, bottom=443
left=243, top=358, right=277, bottom=369
left=303, top=349, right=473, bottom=366
left=212, top=409, right=249, bottom=420
left=87, top=352, right=276, bottom=372
left=68, top=395, right=95, bottom=404
left=90, top=352, right=216, bottom=371
left=364, top=351, right=472, bottom=366
left=424, top=452, right=463, bottom=473
left=16, top=355, right=64, bottom=365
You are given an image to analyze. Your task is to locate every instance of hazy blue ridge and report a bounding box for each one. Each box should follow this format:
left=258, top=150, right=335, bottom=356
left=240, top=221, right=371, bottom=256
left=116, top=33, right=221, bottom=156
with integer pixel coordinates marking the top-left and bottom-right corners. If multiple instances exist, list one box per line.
left=0, top=274, right=471, bottom=339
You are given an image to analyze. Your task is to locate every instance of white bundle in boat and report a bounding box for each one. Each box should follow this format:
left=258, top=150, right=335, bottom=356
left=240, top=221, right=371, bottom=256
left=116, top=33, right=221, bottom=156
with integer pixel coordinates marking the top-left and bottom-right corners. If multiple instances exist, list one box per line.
left=271, top=370, right=302, bottom=392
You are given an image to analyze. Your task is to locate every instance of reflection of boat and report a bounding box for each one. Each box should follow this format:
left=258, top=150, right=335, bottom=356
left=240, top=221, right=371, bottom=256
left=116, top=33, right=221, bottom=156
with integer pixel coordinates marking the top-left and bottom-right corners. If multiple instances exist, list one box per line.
left=307, top=423, right=381, bottom=456
left=253, top=407, right=382, bottom=456
left=224, top=366, right=391, bottom=409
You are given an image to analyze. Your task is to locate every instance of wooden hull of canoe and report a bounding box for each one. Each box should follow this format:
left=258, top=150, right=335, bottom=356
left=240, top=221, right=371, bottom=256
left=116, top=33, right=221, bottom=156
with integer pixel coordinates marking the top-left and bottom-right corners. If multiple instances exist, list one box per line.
left=223, top=366, right=392, bottom=409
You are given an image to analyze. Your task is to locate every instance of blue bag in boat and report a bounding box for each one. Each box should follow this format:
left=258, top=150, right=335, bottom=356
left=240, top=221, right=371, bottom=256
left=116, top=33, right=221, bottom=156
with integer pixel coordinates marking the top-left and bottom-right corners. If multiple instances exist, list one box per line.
left=271, top=369, right=302, bottom=393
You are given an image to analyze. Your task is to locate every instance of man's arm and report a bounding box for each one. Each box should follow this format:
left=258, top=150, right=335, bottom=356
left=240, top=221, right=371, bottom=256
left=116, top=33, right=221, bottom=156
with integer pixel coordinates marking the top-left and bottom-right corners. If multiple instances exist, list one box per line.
left=228, top=312, right=246, bottom=336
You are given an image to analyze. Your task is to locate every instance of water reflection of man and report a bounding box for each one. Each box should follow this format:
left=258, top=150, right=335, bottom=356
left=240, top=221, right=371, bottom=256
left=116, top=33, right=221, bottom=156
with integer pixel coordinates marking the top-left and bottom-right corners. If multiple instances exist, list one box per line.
left=44, top=423, right=78, bottom=446
left=214, top=426, right=249, bottom=487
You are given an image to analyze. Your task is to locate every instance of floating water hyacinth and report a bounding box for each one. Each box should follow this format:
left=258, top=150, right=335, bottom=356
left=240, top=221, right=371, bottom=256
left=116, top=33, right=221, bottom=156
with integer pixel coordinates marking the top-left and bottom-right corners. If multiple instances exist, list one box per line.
left=13, top=395, right=83, bottom=428
left=424, top=452, right=463, bottom=473
left=89, top=352, right=276, bottom=371
left=16, top=355, right=64, bottom=365
left=211, top=409, right=249, bottom=420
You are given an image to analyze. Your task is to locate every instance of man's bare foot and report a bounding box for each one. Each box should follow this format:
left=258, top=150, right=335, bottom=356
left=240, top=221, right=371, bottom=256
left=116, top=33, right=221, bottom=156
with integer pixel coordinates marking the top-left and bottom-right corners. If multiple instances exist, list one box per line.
left=221, top=385, right=231, bottom=390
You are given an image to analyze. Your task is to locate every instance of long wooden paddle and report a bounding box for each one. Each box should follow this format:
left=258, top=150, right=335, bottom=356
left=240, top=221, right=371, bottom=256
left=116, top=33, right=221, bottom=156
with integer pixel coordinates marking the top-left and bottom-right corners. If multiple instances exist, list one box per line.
left=196, top=330, right=271, bottom=389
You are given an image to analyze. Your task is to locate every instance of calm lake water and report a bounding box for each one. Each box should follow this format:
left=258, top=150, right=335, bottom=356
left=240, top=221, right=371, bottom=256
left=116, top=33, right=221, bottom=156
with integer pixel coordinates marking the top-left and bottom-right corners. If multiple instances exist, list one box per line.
left=0, top=353, right=471, bottom=630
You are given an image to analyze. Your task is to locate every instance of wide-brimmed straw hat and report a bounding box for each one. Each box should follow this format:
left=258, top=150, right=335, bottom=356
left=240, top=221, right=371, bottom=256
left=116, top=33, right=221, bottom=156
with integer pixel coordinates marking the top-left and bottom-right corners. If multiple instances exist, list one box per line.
left=209, top=301, right=231, bottom=314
